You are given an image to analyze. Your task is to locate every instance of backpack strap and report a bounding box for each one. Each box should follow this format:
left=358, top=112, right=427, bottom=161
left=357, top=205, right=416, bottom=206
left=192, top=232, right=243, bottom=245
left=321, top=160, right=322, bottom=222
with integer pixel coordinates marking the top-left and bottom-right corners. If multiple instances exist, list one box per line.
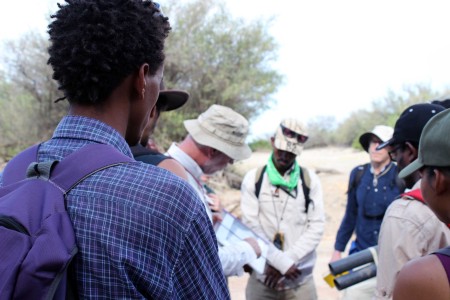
left=254, top=164, right=312, bottom=213
left=254, top=165, right=267, bottom=198
left=3, top=144, right=134, bottom=193
left=50, top=144, right=134, bottom=192
left=300, top=166, right=312, bottom=213
left=347, top=163, right=369, bottom=194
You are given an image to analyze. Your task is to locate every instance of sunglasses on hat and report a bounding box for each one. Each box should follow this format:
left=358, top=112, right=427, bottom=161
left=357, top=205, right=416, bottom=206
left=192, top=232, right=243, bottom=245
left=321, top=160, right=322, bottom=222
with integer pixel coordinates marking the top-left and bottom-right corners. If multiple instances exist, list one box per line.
left=280, top=124, right=308, bottom=143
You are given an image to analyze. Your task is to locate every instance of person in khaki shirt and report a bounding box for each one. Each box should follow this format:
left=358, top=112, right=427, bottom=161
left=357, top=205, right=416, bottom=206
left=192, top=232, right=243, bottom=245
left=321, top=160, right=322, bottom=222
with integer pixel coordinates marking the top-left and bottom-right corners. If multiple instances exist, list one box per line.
left=393, top=108, right=450, bottom=300
left=374, top=103, right=450, bottom=299
left=241, top=118, right=325, bottom=300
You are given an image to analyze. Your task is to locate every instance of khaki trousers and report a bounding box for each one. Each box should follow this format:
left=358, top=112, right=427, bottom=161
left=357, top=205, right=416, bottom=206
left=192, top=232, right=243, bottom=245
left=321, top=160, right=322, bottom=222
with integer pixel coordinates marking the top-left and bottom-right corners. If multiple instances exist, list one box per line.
left=341, top=276, right=376, bottom=300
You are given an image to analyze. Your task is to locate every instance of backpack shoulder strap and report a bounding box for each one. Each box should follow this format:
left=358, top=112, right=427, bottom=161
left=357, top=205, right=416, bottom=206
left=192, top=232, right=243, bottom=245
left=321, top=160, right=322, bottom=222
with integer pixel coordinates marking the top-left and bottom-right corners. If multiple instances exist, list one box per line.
left=348, top=163, right=369, bottom=194
left=50, top=144, right=134, bottom=192
left=299, top=166, right=312, bottom=213
left=254, top=165, right=267, bottom=198
left=254, top=164, right=313, bottom=213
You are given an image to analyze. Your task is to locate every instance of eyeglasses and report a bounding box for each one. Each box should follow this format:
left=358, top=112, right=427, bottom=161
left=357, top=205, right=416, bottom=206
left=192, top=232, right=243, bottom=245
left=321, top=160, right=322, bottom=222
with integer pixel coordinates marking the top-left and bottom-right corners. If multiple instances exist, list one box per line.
left=388, top=144, right=403, bottom=162
left=280, top=124, right=308, bottom=143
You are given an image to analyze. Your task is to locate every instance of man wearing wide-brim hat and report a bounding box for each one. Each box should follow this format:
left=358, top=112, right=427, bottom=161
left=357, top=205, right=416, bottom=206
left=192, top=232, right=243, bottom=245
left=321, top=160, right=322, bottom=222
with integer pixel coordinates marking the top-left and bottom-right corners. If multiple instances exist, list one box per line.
left=166, top=104, right=261, bottom=277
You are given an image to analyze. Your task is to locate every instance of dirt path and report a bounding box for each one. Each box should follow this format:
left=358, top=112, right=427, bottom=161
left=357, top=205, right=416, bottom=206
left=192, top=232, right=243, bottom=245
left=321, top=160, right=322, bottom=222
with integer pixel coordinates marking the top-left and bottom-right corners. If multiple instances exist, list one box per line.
left=218, top=147, right=368, bottom=300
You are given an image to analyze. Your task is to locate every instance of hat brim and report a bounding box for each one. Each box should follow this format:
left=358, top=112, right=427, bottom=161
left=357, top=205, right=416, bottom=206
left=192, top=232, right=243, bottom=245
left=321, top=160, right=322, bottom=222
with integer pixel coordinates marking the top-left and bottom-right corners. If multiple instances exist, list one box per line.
left=157, top=90, right=189, bottom=112
left=376, top=138, right=395, bottom=151
left=398, top=158, right=423, bottom=179
left=359, top=133, right=374, bottom=152
left=184, top=119, right=252, bottom=161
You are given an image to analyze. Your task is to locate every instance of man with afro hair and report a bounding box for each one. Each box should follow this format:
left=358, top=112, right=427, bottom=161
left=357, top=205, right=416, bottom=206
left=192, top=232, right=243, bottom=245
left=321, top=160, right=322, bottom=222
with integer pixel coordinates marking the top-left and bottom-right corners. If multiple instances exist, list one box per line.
left=1, top=0, right=229, bottom=298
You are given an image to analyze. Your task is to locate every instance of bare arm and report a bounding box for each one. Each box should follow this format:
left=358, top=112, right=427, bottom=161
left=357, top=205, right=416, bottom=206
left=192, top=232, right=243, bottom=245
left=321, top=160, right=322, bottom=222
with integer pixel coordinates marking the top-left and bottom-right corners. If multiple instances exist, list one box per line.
left=157, top=158, right=189, bottom=180
left=393, top=255, right=449, bottom=300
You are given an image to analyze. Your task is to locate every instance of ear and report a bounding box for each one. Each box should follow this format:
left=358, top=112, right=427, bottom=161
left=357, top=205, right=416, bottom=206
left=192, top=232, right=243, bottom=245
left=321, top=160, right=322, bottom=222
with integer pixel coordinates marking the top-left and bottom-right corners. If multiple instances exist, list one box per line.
left=434, top=169, right=448, bottom=195
left=135, top=63, right=150, bottom=99
left=149, top=105, right=157, bottom=118
left=404, top=142, right=418, bottom=161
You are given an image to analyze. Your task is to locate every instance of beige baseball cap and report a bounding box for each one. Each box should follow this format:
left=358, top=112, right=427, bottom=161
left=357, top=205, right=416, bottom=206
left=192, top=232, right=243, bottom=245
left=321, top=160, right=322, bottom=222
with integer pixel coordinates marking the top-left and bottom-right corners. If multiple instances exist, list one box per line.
left=183, top=105, right=252, bottom=160
left=399, top=109, right=450, bottom=178
left=273, top=118, right=308, bottom=156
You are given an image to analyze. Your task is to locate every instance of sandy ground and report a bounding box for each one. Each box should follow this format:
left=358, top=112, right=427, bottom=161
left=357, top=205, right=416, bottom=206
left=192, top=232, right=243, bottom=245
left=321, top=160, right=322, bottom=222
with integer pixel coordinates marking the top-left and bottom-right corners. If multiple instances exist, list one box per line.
left=215, top=147, right=368, bottom=300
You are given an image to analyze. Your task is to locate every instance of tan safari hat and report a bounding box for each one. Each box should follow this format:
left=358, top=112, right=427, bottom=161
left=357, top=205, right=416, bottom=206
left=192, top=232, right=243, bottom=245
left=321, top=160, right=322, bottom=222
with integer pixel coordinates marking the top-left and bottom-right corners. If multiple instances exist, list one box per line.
left=183, top=105, right=252, bottom=160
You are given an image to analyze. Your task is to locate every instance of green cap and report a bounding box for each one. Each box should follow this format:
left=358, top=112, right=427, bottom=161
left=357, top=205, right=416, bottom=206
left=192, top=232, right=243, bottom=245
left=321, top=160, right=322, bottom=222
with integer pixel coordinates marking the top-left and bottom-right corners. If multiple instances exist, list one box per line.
left=399, top=109, right=450, bottom=178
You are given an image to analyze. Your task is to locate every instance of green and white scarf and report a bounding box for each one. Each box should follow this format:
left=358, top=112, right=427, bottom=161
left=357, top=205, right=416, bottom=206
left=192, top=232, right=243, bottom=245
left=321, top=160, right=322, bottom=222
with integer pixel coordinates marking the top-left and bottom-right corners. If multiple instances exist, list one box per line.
left=266, top=152, right=299, bottom=191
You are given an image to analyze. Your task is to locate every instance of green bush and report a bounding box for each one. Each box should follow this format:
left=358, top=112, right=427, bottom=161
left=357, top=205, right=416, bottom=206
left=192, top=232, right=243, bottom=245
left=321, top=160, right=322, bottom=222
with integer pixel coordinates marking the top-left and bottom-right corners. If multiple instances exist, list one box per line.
left=249, top=139, right=271, bottom=151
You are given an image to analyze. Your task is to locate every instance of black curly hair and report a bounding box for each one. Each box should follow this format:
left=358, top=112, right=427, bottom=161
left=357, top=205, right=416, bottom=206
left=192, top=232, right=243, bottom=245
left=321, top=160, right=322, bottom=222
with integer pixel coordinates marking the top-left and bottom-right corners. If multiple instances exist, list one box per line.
left=48, top=0, right=171, bottom=104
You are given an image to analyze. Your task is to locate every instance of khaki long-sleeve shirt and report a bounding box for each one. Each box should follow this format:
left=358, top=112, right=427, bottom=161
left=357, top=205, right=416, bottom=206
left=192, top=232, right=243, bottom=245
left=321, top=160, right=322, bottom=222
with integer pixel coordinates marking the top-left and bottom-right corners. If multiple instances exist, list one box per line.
left=240, top=165, right=325, bottom=289
left=375, top=181, right=450, bottom=299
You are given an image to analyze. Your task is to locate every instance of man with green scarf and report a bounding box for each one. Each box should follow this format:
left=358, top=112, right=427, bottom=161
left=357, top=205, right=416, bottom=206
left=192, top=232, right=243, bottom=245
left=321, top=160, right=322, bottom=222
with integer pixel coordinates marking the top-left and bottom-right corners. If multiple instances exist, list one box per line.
left=241, top=118, right=325, bottom=300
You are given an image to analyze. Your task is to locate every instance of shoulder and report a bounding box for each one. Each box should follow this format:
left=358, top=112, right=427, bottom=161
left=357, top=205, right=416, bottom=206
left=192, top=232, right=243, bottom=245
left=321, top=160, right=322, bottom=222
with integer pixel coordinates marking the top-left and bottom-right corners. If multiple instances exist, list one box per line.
left=349, top=163, right=369, bottom=179
left=384, top=198, right=427, bottom=218
left=242, top=167, right=260, bottom=184
left=157, top=158, right=188, bottom=180
left=394, top=255, right=449, bottom=300
left=104, top=162, right=203, bottom=219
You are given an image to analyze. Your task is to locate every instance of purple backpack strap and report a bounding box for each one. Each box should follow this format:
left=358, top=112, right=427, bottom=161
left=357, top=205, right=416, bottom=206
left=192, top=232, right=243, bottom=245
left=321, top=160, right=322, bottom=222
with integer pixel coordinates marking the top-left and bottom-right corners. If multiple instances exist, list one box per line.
left=49, top=144, right=134, bottom=192
left=433, top=247, right=450, bottom=285
left=3, top=144, right=134, bottom=191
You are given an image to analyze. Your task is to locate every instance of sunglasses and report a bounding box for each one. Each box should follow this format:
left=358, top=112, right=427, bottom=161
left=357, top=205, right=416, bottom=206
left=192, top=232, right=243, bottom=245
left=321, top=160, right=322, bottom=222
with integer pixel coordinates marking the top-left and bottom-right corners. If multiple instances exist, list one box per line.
left=280, top=124, right=308, bottom=143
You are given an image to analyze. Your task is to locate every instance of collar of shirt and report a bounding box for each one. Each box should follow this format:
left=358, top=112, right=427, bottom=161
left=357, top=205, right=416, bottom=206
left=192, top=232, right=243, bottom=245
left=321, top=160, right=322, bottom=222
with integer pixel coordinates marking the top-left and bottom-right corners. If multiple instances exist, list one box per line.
left=52, top=115, right=133, bottom=158
left=404, top=179, right=421, bottom=193
left=166, top=143, right=203, bottom=182
left=369, top=161, right=394, bottom=175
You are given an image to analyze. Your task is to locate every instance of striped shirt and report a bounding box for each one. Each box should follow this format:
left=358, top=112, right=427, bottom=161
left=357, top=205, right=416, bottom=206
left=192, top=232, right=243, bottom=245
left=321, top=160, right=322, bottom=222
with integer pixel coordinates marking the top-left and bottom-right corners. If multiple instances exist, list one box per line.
left=3, top=115, right=229, bottom=299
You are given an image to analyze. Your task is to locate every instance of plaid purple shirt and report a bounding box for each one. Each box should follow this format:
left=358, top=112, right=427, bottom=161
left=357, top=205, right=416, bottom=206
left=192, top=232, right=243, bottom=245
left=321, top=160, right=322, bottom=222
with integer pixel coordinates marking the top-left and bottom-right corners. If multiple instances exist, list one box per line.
left=7, top=116, right=229, bottom=299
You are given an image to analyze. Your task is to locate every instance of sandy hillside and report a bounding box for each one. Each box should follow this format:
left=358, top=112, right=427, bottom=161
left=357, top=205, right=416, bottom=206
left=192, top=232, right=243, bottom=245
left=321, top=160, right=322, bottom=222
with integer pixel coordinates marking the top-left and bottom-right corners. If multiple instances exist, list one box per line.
left=211, top=146, right=368, bottom=300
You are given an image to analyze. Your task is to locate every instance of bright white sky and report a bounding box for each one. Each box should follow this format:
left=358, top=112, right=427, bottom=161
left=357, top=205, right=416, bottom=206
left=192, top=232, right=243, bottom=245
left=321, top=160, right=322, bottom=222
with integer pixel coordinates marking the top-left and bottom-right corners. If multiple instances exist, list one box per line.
left=1, top=0, right=450, bottom=140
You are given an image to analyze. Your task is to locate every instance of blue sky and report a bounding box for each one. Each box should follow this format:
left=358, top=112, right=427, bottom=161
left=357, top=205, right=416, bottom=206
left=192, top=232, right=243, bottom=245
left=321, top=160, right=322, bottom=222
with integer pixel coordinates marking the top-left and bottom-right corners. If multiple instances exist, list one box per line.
left=2, top=0, right=450, bottom=139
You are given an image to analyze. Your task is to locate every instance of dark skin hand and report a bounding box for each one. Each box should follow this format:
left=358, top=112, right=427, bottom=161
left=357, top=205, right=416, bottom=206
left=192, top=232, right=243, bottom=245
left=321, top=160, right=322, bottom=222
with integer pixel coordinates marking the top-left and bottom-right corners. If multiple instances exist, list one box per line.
left=264, top=265, right=302, bottom=289
left=243, top=265, right=253, bottom=274
left=284, top=264, right=302, bottom=280
left=264, top=265, right=283, bottom=288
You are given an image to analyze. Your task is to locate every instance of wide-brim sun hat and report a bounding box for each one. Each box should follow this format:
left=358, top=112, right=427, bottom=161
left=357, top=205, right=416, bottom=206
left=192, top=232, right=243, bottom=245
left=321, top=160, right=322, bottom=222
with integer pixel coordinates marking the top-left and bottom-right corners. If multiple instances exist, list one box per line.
left=359, top=125, right=394, bottom=152
left=184, top=104, right=252, bottom=161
